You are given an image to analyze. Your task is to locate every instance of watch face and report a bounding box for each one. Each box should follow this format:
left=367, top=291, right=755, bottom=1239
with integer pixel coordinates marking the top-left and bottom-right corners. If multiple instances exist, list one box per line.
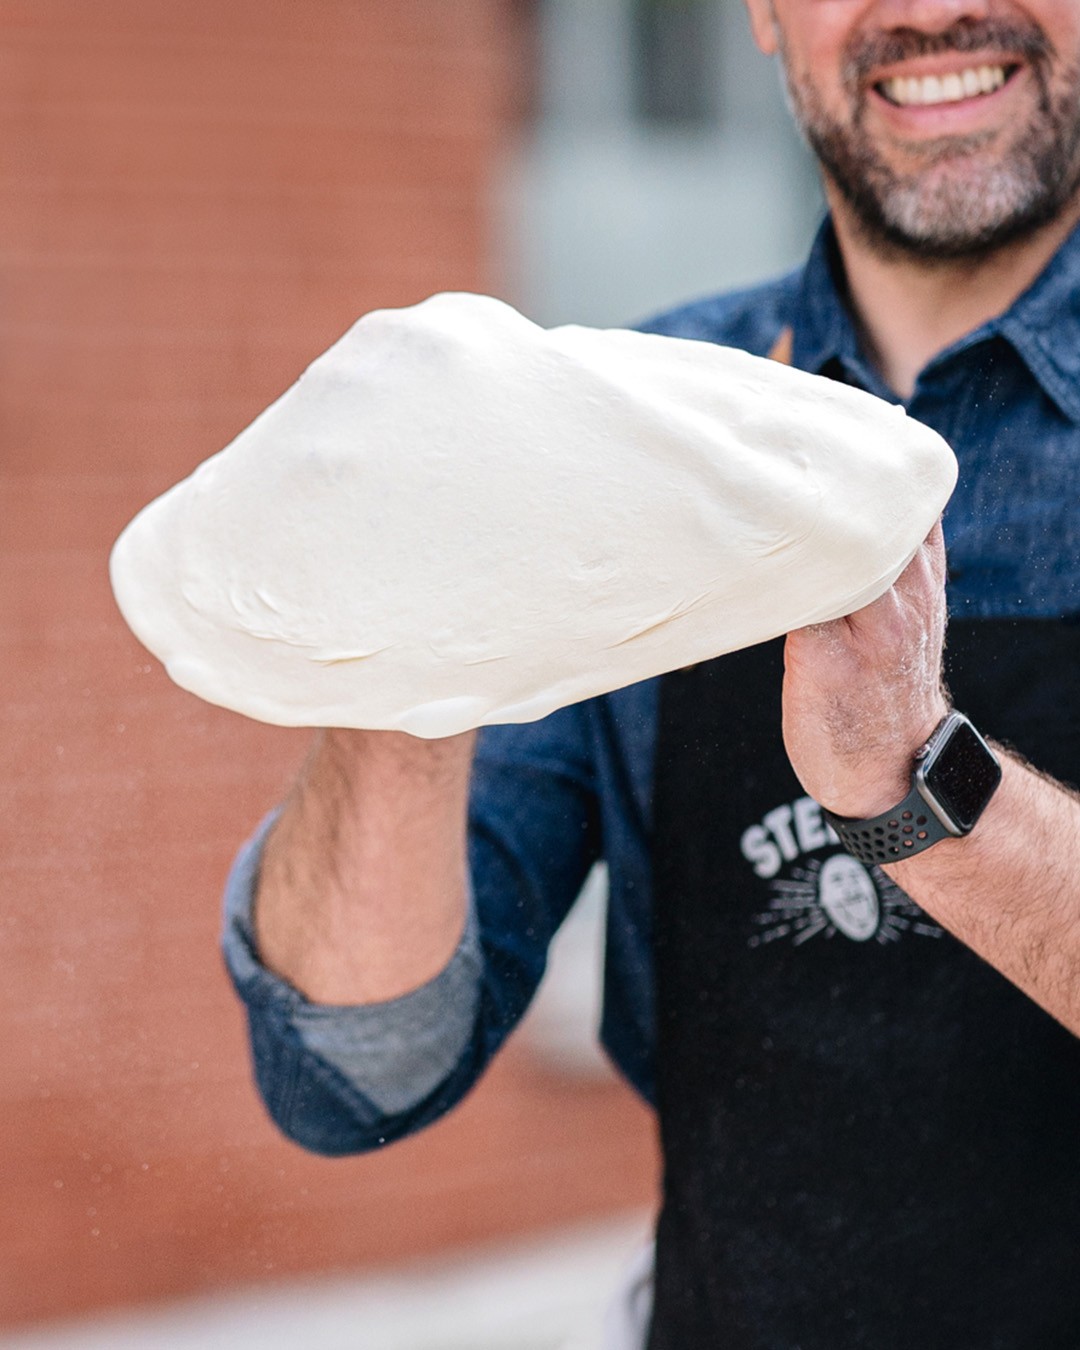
left=923, top=720, right=1003, bottom=832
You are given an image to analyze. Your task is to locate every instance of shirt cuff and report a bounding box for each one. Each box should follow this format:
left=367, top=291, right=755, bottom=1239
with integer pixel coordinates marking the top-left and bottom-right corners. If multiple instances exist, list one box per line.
left=222, top=812, right=482, bottom=1116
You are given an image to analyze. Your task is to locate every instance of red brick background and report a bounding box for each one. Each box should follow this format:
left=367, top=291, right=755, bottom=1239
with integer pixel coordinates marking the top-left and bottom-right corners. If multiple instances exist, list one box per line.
left=0, top=1, right=655, bottom=1329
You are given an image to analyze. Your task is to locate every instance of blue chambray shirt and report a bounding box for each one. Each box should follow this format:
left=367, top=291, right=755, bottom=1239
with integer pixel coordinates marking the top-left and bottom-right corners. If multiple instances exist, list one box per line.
left=223, top=218, right=1080, bottom=1155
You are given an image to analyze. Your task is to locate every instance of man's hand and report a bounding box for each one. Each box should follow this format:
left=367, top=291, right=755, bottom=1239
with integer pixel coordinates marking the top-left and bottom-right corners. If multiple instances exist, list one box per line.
left=782, top=522, right=950, bottom=818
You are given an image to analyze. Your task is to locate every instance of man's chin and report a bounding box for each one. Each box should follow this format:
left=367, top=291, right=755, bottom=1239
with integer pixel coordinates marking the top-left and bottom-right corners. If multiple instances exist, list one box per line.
left=825, top=148, right=1075, bottom=261
left=849, top=193, right=1061, bottom=262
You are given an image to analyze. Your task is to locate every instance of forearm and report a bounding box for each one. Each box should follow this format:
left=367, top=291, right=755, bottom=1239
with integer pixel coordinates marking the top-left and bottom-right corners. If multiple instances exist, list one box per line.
left=881, top=750, right=1080, bottom=1034
left=254, top=727, right=476, bottom=1005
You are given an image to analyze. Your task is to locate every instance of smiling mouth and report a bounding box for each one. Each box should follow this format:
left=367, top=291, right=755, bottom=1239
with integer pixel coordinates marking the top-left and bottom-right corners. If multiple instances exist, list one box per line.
left=877, top=63, right=1021, bottom=107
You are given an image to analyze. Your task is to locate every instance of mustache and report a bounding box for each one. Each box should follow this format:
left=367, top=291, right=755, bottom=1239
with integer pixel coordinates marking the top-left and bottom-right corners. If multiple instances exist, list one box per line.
left=843, top=17, right=1053, bottom=87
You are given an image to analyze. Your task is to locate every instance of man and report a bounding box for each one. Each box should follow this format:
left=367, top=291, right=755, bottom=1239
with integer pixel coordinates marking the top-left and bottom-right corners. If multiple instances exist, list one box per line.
left=223, top=0, right=1080, bottom=1344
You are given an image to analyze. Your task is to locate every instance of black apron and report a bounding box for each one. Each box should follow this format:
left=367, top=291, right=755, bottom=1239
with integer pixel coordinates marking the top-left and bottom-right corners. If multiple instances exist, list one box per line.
left=648, top=619, right=1080, bottom=1349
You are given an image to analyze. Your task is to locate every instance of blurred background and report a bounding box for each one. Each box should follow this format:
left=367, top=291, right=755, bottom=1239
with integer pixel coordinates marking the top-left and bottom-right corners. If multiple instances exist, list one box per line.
left=0, top=1, right=819, bottom=1344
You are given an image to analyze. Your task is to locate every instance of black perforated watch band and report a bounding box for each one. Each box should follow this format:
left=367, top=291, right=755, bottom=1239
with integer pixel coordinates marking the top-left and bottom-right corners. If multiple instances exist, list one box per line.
left=822, top=790, right=953, bottom=866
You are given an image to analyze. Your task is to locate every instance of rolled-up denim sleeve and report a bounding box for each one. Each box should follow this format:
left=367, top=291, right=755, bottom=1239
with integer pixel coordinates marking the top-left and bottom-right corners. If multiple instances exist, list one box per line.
left=222, top=702, right=601, bottom=1156
left=222, top=813, right=484, bottom=1152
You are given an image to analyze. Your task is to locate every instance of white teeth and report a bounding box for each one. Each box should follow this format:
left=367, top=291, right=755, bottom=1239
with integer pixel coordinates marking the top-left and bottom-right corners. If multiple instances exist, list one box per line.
left=942, top=73, right=963, bottom=101
left=880, top=64, right=1008, bottom=106
left=979, top=64, right=1005, bottom=93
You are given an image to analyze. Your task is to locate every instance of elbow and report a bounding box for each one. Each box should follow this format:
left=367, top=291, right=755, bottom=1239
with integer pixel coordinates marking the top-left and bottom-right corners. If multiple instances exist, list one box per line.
left=246, top=1005, right=491, bottom=1157
left=247, top=1009, right=391, bottom=1157
left=245, top=1005, right=487, bottom=1157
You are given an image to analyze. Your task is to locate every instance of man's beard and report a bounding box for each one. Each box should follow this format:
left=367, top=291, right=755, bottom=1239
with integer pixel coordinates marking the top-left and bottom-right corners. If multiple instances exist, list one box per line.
left=779, top=17, right=1080, bottom=261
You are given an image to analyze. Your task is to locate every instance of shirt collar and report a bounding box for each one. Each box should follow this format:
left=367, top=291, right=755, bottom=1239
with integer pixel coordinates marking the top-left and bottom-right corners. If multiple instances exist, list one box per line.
left=789, top=214, right=1080, bottom=423
left=991, top=216, right=1080, bottom=423
left=789, top=220, right=890, bottom=396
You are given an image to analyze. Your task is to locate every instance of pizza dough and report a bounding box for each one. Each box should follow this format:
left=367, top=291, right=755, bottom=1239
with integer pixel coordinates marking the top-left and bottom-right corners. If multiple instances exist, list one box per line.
left=109, top=292, right=957, bottom=737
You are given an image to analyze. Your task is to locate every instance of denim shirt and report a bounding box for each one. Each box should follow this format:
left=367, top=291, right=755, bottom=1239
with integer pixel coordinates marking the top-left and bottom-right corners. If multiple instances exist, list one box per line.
left=223, top=219, right=1080, bottom=1154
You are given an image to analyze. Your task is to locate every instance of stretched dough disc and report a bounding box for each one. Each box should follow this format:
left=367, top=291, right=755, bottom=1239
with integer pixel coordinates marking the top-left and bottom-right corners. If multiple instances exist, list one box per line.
left=109, top=292, right=957, bottom=737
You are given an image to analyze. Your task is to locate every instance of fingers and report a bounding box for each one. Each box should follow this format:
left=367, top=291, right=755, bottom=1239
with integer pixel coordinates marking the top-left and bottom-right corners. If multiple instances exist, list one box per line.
left=887, top=520, right=946, bottom=611
left=827, top=520, right=946, bottom=652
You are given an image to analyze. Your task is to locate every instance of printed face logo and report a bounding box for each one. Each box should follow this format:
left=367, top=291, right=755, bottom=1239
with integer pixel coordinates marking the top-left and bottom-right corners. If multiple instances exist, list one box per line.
left=817, top=854, right=879, bottom=941
left=747, top=854, right=943, bottom=949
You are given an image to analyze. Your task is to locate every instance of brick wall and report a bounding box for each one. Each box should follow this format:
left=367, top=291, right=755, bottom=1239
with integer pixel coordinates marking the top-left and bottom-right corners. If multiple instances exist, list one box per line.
left=0, top=0, right=655, bottom=1328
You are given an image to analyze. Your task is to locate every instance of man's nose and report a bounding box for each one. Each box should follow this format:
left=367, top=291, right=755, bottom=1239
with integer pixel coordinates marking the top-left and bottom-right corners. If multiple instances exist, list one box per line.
left=871, top=0, right=993, bottom=34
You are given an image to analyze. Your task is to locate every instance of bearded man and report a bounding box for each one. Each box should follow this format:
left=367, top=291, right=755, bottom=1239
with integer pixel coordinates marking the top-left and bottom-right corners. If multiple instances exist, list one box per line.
left=223, top=2, right=1080, bottom=1345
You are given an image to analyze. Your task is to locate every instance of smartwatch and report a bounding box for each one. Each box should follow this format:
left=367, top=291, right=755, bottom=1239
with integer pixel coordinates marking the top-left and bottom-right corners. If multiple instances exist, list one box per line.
left=822, top=711, right=1002, bottom=866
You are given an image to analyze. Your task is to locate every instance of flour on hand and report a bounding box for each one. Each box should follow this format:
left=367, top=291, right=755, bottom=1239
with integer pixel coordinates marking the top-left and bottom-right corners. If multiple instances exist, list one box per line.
left=109, top=293, right=957, bottom=736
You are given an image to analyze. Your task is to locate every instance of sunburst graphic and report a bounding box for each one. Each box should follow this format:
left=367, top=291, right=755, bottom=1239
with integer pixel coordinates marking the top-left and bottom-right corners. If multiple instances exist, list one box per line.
left=748, top=854, right=943, bottom=948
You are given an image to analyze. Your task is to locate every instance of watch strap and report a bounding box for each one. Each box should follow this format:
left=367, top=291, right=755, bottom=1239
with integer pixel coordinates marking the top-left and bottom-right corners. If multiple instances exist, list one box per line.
left=822, top=787, right=953, bottom=866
